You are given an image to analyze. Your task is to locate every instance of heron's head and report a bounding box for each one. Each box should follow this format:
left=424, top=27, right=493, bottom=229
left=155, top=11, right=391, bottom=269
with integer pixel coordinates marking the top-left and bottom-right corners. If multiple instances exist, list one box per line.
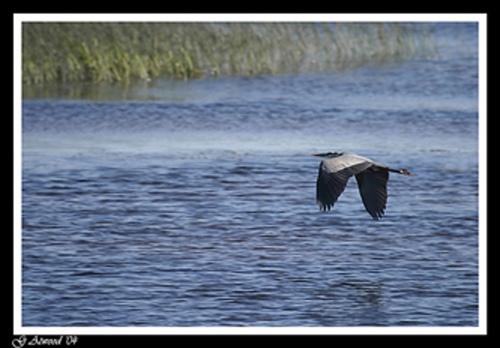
left=312, top=151, right=342, bottom=158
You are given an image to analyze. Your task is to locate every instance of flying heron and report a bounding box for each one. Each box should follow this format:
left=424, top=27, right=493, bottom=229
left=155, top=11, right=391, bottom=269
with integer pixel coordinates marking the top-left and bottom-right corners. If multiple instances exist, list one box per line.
left=312, top=151, right=413, bottom=220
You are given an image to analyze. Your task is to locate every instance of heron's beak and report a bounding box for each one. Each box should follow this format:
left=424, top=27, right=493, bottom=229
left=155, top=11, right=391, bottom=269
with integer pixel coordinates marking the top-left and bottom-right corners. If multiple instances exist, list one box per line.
left=312, top=153, right=327, bottom=157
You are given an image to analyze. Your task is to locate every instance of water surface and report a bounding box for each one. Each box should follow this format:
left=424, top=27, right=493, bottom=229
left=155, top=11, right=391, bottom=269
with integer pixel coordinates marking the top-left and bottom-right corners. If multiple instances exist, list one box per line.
left=22, top=23, right=478, bottom=326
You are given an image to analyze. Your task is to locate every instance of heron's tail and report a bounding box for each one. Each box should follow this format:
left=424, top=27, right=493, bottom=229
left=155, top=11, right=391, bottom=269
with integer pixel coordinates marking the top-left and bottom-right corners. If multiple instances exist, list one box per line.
left=389, top=168, right=414, bottom=177
left=399, top=169, right=414, bottom=176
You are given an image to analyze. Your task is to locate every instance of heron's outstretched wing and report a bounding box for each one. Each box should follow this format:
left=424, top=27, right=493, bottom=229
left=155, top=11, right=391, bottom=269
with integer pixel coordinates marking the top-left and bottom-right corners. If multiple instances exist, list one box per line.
left=316, top=164, right=352, bottom=211
left=355, top=166, right=389, bottom=220
left=316, top=154, right=374, bottom=211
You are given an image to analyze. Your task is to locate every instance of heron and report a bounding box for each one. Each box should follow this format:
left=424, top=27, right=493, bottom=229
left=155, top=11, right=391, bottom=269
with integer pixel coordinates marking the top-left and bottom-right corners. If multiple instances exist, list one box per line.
left=312, top=151, right=413, bottom=220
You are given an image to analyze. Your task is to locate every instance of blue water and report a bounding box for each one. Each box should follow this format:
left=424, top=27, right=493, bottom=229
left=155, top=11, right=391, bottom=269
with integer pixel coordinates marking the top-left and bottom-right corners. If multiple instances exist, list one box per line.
left=21, top=23, right=478, bottom=326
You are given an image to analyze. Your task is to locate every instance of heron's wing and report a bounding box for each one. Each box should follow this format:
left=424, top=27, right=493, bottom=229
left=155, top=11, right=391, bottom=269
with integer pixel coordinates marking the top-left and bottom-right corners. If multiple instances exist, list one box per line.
left=316, top=156, right=374, bottom=211
left=355, top=166, right=389, bottom=220
left=316, top=165, right=351, bottom=211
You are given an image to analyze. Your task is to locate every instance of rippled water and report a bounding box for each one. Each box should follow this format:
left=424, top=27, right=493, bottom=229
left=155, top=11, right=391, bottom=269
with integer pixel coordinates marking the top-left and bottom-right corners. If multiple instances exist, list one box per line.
left=21, top=23, right=479, bottom=326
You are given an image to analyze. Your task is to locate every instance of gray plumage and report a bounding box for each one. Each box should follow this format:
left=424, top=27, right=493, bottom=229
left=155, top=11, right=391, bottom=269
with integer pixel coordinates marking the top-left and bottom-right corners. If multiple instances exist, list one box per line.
left=313, top=151, right=413, bottom=220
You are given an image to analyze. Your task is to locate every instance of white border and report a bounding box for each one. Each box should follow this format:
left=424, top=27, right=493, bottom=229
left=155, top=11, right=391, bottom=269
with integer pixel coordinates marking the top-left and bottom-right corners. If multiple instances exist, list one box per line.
left=9, top=326, right=488, bottom=335
left=13, top=13, right=23, bottom=336
left=13, top=13, right=487, bottom=336
left=15, top=13, right=484, bottom=22
left=477, top=13, right=487, bottom=333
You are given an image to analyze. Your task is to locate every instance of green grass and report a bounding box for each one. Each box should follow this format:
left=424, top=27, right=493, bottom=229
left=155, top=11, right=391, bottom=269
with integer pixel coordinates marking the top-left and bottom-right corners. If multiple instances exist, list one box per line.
left=22, top=22, right=438, bottom=84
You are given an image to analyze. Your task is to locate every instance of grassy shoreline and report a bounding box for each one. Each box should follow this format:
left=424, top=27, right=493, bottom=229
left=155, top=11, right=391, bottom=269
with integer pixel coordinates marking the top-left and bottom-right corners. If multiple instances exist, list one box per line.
left=22, top=22, right=438, bottom=85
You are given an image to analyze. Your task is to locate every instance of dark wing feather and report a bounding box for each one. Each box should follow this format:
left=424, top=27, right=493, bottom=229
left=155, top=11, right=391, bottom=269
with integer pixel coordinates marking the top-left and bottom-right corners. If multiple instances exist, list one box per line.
left=355, top=166, right=389, bottom=220
left=316, top=164, right=351, bottom=210
left=316, top=159, right=374, bottom=211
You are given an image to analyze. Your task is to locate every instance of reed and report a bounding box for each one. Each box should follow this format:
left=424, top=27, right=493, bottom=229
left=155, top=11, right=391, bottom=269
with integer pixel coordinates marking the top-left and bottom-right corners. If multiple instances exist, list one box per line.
left=22, top=22, right=438, bottom=84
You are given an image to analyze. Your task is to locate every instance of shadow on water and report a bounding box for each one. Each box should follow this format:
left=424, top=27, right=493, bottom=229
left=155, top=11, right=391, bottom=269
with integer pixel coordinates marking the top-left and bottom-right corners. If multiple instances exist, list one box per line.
left=300, top=279, right=385, bottom=326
